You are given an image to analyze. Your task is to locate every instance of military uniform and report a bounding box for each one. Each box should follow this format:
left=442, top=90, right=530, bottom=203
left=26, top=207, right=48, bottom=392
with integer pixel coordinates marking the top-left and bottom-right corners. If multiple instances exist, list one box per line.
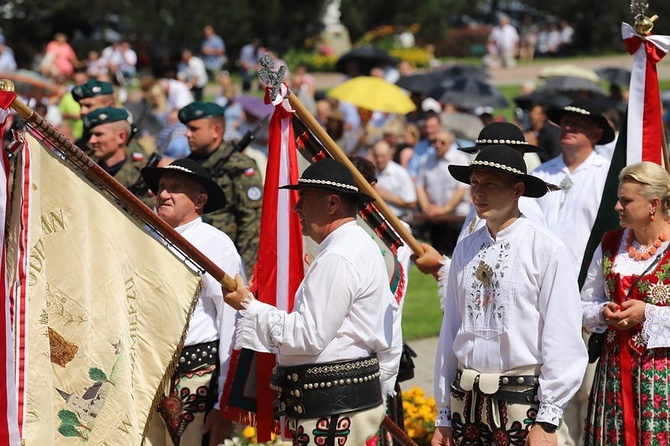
left=188, top=142, right=262, bottom=277
left=83, top=106, right=154, bottom=208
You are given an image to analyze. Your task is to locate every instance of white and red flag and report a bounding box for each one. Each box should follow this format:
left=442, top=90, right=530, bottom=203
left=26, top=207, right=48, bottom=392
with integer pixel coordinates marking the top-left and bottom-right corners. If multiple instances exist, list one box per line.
left=0, top=91, right=20, bottom=445
left=622, top=22, right=670, bottom=166
left=219, top=83, right=304, bottom=441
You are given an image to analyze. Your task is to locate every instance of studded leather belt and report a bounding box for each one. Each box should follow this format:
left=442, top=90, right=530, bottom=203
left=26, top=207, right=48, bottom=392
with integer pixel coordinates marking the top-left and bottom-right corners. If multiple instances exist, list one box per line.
left=271, top=355, right=383, bottom=419
left=176, top=340, right=218, bottom=375
left=453, top=369, right=539, bottom=405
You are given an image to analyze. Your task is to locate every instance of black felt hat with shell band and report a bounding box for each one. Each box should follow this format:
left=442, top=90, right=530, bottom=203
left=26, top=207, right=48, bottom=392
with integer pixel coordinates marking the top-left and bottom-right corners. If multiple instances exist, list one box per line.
left=449, top=145, right=550, bottom=198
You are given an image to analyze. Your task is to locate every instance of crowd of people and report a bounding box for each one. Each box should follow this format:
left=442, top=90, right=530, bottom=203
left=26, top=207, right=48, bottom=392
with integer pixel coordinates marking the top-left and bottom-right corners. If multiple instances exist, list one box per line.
left=486, top=14, right=575, bottom=69
left=1, top=18, right=668, bottom=446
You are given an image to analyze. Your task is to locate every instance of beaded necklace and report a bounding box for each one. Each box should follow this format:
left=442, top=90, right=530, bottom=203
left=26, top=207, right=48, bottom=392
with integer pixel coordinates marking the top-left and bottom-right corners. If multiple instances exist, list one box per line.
left=626, top=227, right=668, bottom=260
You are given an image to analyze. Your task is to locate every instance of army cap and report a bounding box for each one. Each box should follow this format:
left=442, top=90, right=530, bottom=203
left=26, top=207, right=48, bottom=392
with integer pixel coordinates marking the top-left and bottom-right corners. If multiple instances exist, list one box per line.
left=72, top=79, right=114, bottom=102
left=178, top=101, right=226, bottom=124
left=82, top=107, right=130, bottom=130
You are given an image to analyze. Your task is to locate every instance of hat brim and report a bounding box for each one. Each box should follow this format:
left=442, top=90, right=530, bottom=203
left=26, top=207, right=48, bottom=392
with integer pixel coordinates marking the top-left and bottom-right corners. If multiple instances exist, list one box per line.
left=279, top=183, right=375, bottom=203
left=546, top=109, right=615, bottom=145
left=448, top=164, right=549, bottom=198
left=458, top=141, right=544, bottom=154
left=141, top=166, right=227, bottom=213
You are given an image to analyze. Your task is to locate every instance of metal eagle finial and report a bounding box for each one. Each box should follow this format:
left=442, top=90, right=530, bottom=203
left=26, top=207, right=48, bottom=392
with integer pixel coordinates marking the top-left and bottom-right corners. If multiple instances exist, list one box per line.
left=258, top=53, right=286, bottom=103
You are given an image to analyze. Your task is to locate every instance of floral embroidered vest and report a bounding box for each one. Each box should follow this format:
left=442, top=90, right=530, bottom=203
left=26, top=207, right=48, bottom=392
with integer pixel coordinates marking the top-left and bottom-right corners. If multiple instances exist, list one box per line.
left=601, top=229, right=670, bottom=355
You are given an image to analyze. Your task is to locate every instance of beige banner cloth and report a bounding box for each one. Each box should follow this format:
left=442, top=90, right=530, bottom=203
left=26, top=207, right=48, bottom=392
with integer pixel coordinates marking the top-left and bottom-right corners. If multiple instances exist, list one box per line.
left=6, top=134, right=202, bottom=444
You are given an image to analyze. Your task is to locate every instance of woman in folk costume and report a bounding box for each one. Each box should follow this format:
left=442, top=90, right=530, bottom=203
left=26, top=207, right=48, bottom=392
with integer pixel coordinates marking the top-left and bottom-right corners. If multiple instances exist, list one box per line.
left=582, top=161, right=670, bottom=445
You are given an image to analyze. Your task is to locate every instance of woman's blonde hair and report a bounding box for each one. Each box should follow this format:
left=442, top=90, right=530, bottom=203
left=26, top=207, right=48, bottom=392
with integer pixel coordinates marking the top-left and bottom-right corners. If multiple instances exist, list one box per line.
left=619, top=161, right=670, bottom=212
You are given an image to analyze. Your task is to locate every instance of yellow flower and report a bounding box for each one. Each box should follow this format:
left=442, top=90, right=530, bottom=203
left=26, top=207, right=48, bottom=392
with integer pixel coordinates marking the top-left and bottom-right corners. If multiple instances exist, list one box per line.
left=242, top=426, right=256, bottom=439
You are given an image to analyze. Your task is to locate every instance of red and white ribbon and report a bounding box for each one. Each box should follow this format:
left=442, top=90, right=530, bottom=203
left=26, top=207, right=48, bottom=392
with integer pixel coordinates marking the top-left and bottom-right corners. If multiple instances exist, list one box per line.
left=622, top=22, right=670, bottom=166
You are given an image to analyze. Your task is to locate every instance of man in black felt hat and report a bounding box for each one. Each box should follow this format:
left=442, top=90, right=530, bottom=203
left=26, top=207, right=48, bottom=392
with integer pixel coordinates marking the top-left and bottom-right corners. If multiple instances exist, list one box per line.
left=178, top=101, right=263, bottom=279
left=224, top=158, right=400, bottom=445
left=530, top=99, right=614, bottom=444
left=141, top=158, right=243, bottom=446
left=431, top=145, right=588, bottom=446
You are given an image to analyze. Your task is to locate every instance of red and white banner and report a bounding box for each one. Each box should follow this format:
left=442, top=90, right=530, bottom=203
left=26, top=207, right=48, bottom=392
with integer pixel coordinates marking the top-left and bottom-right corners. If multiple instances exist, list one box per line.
left=622, top=22, right=670, bottom=166
left=252, top=84, right=304, bottom=441
left=0, top=100, right=20, bottom=445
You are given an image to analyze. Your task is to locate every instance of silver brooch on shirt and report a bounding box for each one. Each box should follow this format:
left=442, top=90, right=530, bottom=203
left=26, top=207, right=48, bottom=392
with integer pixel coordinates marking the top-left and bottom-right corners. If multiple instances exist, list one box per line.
left=560, top=176, right=573, bottom=192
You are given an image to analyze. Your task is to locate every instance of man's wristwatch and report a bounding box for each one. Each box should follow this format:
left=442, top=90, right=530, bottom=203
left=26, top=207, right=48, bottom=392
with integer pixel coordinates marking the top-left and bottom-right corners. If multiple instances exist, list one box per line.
left=536, top=422, right=558, bottom=433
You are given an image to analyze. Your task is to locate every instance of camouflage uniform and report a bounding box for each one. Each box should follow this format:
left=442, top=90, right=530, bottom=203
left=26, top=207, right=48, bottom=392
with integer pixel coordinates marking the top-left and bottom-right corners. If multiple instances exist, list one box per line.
left=189, top=142, right=263, bottom=277
left=110, top=155, right=146, bottom=188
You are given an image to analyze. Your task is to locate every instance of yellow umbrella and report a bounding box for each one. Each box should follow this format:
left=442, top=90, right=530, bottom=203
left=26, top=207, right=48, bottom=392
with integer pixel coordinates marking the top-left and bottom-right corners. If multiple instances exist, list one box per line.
left=327, top=76, right=416, bottom=114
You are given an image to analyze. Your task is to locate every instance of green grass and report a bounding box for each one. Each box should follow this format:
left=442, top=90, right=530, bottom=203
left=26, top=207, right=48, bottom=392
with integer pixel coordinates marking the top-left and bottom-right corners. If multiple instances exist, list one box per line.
left=402, top=265, right=442, bottom=340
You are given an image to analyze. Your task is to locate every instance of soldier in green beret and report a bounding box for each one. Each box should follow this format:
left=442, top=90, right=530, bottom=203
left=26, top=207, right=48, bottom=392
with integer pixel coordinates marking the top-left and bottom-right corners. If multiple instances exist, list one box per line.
left=179, top=101, right=263, bottom=277
left=83, top=106, right=145, bottom=190
left=72, top=79, right=116, bottom=115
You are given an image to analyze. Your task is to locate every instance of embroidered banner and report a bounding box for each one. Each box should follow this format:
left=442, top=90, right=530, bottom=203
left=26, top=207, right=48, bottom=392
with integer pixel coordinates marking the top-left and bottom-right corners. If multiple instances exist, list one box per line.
left=0, top=100, right=21, bottom=445
left=5, top=131, right=201, bottom=445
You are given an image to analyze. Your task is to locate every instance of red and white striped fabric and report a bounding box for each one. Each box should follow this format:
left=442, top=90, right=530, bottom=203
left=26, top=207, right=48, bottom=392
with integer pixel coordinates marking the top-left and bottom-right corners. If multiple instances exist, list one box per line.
left=0, top=96, right=22, bottom=444
left=622, top=22, right=670, bottom=166
left=252, top=84, right=304, bottom=441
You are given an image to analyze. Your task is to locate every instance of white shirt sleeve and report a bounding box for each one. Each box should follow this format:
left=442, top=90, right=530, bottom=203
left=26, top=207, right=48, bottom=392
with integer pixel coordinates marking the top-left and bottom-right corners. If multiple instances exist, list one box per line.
left=535, top=243, right=588, bottom=425
left=433, top=255, right=462, bottom=428
left=236, top=252, right=356, bottom=355
left=581, top=244, right=609, bottom=333
left=642, top=304, right=670, bottom=348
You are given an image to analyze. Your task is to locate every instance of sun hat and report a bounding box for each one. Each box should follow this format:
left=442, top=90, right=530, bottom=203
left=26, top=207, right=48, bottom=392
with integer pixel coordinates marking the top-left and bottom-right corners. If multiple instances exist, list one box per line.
left=280, top=158, right=374, bottom=203
left=449, top=145, right=550, bottom=198
left=141, top=158, right=227, bottom=213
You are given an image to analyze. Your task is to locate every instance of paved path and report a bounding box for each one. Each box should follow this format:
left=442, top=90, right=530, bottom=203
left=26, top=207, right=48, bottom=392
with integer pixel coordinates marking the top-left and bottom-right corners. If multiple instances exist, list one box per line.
left=311, top=53, right=670, bottom=91
left=400, top=336, right=438, bottom=398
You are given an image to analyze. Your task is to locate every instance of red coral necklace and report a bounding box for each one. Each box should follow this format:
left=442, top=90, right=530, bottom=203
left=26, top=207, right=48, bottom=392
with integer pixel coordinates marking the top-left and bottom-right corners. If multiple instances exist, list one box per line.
left=626, top=227, right=668, bottom=260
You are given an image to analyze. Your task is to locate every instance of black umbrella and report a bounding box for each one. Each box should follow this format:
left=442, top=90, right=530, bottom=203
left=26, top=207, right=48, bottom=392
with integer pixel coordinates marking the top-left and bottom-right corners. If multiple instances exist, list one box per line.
left=439, top=64, right=490, bottom=80
left=538, top=76, right=607, bottom=99
left=396, top=72, right=442, bottom=95
left=335, top=45, right=397, bottom=76
left=430, top=77, right=509, bottom=110
left=596, top=67, right=632, bottom=86
left=396, top=64, right=490, bottom=95
left=513, top=91, right=572, bottom=110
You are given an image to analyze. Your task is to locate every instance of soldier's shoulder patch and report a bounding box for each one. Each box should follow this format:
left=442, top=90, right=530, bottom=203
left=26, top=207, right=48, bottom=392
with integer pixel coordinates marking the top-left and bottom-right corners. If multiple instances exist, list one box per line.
left=247, top=186, right=262, bottom=201
left=131, top=152, right=145, bottom=162
left=243, top=167, right=256, bottom=177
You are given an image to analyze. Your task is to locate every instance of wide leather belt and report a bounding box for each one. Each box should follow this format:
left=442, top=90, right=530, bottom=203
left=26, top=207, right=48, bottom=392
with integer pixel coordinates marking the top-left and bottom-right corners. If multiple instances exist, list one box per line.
left=453, top=369, right=539, bottom=405
left=176, top=340, right=218, bottom=375
left=271, top=355, right=382, bottom=419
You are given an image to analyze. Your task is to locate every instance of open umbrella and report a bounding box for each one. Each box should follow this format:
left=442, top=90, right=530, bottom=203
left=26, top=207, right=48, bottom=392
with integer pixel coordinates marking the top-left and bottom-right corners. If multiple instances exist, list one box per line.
left=538, top=64, right=600, bottom=82
left=430, top=77, right=509, bottom=110
left=537, top=76, right=607, bottom=99
left=236, top=95, right=273, bottom=119
left=513, top=91, right=572, bottom=110
left=327, top=76, right=416, bottom=114
left=396, top=64, right=489, bottom=95
left=596, top=67, right=632, bottom=86
left=335, top=45, right=397, bottom=76
left=0, top=69, right=60, bottom=102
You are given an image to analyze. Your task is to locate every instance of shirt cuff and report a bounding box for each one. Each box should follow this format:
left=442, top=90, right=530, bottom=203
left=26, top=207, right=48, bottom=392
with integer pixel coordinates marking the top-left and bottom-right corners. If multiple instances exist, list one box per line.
left=535, top=402, right=563, bottom=426
left=435, top=406, right=451, bottom=427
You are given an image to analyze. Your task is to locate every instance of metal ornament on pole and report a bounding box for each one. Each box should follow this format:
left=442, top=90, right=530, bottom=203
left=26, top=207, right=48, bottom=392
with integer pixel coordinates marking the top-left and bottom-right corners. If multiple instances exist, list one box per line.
left=258, top=54, right=424, bottom=257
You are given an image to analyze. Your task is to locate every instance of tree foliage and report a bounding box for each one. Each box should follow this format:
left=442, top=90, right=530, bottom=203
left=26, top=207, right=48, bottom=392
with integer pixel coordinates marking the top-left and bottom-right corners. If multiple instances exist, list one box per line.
left=4, top=0, right=668, bottom=68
